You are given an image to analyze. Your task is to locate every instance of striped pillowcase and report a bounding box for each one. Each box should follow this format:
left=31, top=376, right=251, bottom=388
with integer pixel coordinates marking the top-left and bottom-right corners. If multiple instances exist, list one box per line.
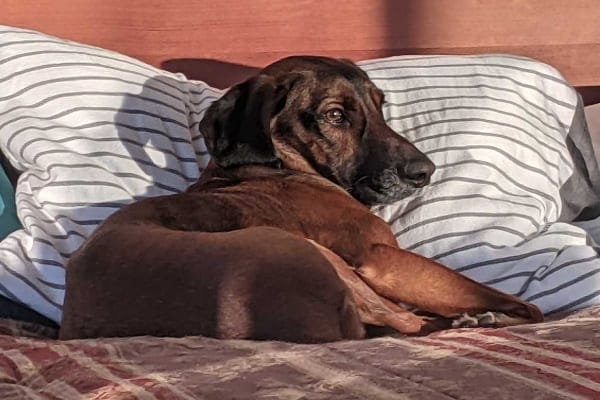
left=360, top=56, right=600, bottom=315
left=0, top=26, right=221, bottom=322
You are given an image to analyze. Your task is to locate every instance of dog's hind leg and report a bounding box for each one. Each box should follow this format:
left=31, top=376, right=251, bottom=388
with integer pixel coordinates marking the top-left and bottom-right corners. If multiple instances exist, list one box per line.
left=307, top=240, right=433, bottom=334
left=61, top=225, right=365, bottom=342
left=356, top=244, right=543, bottom=326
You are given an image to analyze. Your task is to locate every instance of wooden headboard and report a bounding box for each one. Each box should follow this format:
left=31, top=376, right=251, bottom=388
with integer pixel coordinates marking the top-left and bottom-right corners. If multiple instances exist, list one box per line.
left=3, top=0, right=600, bottom=104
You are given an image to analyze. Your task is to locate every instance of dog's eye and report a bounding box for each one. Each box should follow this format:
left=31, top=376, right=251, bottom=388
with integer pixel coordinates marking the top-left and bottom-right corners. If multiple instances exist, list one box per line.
left=323, top=109, right=346, bottom=125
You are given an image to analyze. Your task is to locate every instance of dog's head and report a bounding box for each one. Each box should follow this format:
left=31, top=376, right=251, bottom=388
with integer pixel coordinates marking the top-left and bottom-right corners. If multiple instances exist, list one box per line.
left=199, top=56, right=435, bottom=205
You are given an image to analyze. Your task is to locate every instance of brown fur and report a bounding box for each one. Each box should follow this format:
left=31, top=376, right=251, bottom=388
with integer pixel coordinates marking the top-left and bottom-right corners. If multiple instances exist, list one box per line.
left=60, top=56, right=543, bottom=343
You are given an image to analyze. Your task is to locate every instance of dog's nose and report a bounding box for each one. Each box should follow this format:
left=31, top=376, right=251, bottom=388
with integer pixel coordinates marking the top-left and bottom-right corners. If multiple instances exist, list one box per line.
left=402, top=159, right=435, bottom=188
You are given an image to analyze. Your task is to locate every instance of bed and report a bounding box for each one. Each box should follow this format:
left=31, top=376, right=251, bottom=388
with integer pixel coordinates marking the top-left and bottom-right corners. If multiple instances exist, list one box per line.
left=1, top=1, right=600, bottom=398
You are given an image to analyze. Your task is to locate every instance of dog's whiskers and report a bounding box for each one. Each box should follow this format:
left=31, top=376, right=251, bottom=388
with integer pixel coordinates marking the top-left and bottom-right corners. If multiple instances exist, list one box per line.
left=354, top=176, right=370, bottom=184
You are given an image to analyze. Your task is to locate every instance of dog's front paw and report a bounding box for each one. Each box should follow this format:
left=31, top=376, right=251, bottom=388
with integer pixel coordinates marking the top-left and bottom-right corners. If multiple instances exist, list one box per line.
left=451, top=311, right=508, bottom=329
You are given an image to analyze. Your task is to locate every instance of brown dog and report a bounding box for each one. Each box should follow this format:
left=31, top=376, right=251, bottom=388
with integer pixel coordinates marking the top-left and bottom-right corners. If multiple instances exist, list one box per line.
left=60, top=56, right=543, bottom=343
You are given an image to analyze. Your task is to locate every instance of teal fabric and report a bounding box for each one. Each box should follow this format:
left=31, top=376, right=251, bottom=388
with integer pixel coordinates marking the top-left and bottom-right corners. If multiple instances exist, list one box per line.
left=0, top=163, right=20, bottom=239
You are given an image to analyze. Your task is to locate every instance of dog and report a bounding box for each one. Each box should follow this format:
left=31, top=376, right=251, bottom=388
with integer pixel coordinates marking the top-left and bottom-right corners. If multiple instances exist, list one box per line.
left=59, top=56, right=543, bottom=343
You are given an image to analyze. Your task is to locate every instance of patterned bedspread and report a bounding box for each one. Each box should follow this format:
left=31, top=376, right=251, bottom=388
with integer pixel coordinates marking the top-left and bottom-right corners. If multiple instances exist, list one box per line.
left=0, top=307, right=599, bottom=400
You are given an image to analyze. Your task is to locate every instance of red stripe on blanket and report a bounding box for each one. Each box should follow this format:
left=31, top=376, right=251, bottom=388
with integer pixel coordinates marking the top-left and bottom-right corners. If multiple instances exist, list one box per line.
left=410, top=337, right=600, bottom=400
left=21, top=347, right=113, bottom=395
left=436, top=334, right=600, bottom=381
left=477, top=329, right=600, bottom=362
left=0, top=335, right=191, bottom=399
left=59, top=341, right=191, bottom=400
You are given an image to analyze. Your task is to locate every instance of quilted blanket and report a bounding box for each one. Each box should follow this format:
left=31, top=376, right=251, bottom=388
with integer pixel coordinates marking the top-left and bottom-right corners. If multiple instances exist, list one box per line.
left=0, top=307, right=599, bottom=400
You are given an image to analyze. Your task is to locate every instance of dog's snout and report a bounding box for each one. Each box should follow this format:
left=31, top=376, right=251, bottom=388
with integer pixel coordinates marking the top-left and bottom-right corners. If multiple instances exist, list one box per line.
left=402, top=158, right=435, bottom=188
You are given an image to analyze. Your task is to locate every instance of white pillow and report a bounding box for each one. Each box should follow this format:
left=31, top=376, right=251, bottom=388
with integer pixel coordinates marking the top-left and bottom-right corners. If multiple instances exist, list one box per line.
left=361, top=55, right=600, bottom=315
left=0, top=26, right=221, bottom=322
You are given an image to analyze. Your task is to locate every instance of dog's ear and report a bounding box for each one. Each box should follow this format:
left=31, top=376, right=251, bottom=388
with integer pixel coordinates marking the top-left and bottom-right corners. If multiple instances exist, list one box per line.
left=199, top=74, right=293, bottom=168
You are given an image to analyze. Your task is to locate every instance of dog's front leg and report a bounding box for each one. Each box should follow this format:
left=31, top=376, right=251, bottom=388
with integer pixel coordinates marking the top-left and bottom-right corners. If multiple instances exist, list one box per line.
left=356, top=244, right=543, bottom=327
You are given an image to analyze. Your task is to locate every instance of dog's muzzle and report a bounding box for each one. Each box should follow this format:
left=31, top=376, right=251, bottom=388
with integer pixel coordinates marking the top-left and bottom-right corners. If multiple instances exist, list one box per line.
left=352, top=158, right=435, bottom=205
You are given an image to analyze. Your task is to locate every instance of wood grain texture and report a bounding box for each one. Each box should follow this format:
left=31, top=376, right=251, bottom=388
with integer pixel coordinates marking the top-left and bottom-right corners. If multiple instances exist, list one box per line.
left=2, top=0, right=600, bottom=87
